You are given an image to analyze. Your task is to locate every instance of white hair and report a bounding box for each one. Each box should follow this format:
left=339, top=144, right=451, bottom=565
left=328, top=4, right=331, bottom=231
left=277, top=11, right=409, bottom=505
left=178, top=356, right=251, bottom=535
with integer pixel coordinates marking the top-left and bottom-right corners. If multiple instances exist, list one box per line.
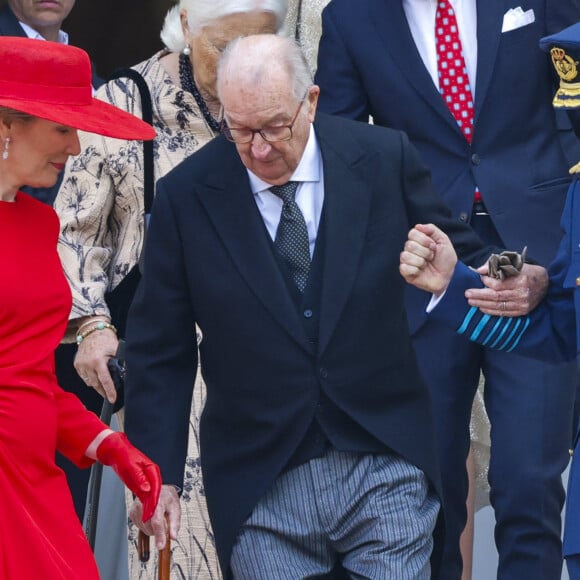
left=217, top=34, right=312, bottom=103
left=160, top=0, right=288, bottom=53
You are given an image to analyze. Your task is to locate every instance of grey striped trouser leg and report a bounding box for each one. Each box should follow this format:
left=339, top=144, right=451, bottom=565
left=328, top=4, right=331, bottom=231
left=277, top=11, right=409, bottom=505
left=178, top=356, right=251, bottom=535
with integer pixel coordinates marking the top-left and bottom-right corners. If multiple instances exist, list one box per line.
left=230, top=447, right=440, bottom=579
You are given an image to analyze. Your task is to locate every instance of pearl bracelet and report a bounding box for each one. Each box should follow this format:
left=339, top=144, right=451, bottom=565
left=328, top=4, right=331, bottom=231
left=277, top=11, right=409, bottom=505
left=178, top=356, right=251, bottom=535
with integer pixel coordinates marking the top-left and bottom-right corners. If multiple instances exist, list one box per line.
left=76, top=321, right=117, bottom=344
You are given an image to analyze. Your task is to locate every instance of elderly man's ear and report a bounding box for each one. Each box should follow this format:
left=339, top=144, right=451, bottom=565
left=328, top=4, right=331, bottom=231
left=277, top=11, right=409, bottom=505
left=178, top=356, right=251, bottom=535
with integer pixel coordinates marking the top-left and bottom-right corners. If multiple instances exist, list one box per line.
left=306, top=85, right=320, bottom=121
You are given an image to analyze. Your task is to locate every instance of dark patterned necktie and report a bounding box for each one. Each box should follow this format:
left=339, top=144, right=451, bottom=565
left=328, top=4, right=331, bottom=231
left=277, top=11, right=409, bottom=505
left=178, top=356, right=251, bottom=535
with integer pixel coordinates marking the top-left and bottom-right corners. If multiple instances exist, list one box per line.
left=270, top=181, right=311, bottom=292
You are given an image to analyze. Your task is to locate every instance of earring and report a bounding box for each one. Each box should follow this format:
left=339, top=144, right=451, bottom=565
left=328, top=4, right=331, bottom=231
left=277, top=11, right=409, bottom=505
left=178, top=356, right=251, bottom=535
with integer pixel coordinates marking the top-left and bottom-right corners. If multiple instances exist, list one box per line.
left=2, top=137, right=9, bottom=161
left=182, top=45, right=191, bottom=56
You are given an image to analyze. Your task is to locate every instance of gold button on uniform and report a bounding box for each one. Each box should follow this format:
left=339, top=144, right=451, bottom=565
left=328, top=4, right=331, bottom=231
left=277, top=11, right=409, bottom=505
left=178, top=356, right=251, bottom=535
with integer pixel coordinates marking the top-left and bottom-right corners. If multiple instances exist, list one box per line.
left=576, top=277, right=580, bottom=286
left=570, top=448, right=575, bottom=457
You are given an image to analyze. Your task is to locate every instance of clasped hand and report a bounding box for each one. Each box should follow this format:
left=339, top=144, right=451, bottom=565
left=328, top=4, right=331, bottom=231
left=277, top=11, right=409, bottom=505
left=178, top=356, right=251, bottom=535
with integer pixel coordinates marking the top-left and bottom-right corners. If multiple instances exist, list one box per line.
left=399, top=223, right=457, bottom=295
left=399, top=223, right=548, bottom=316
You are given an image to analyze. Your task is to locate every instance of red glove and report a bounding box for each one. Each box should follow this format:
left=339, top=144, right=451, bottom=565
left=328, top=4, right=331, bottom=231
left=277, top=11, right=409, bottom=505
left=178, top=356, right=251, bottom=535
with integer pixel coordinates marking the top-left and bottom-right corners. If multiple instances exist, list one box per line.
left=96, top=432, right=161, bottom=522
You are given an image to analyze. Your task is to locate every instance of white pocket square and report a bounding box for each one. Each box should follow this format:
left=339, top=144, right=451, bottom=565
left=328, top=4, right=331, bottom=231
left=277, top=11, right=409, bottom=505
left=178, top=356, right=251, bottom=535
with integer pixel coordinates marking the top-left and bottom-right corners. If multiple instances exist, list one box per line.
left=501, top=7, right=535, bottom=33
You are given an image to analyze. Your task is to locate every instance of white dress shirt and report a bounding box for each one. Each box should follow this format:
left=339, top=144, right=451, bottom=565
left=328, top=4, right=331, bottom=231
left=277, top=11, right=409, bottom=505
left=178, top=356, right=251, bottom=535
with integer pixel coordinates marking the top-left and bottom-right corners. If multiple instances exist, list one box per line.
left=18, top=20, right=68, bottom=44
left=402, top=0, right=478, bottom=95
left=247, top=124, right=324, bottom=258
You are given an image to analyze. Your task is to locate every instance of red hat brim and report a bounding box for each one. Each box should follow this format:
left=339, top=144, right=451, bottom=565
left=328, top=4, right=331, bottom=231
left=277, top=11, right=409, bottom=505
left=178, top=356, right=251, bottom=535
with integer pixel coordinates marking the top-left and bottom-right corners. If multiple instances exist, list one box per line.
left=0, top=95, right=155, bottom=141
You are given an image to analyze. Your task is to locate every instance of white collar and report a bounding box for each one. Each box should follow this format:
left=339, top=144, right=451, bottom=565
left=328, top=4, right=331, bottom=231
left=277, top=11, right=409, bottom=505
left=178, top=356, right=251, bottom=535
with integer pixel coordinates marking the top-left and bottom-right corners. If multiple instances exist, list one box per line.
left=247, top=124, right=321, bottom=195
left=19, top=20, right=69, bottom=44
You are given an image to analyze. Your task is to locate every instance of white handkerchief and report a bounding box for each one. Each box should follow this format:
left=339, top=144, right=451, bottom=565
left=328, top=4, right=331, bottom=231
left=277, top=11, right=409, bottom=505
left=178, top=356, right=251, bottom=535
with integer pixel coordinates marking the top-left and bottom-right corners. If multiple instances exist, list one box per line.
left=502, top=7, right=535, bottom=33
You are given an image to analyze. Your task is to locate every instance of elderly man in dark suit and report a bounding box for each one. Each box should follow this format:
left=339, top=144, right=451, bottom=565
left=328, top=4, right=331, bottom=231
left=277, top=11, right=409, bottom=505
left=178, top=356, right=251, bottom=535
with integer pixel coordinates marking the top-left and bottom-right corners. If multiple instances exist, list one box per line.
left=123, top=34, right=502, bottom=579
left=315, top=2, right=580, bottom=578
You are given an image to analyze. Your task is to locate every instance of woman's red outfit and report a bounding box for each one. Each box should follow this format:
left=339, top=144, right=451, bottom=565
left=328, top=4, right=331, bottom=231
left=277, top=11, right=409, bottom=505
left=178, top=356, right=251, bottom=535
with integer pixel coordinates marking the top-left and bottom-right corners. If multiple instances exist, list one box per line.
left=0, top=192, right=104, bottom=578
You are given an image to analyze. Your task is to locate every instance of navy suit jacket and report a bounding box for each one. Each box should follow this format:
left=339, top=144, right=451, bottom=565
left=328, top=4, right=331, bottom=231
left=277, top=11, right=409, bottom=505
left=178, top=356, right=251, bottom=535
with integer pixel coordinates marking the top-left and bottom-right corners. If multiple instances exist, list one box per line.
left=315, top=0, right=580, bottom=331
left=430, top=178, right=580, bottom=554
left=0, top=4, right=25, bottom=36
left=124, top=113, right=492, bottom=576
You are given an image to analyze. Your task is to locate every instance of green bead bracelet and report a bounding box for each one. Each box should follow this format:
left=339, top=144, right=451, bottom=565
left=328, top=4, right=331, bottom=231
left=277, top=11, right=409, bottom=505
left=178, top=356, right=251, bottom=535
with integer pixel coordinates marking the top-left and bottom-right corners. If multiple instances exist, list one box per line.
left=76, top=321, right=117, bottom=344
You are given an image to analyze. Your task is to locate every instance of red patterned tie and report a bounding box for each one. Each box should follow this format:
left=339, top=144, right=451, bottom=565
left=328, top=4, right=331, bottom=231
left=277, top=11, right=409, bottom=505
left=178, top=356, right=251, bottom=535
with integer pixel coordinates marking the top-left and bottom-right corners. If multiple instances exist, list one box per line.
left=435, top=0, right=474, bottom=143
left=435, top=0, right=480, bottom=202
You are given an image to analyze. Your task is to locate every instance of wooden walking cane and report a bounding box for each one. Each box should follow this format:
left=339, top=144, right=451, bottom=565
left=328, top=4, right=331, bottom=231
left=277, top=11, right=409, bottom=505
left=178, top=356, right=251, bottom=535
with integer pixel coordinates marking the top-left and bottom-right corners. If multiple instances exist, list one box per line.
left=138, top=514, right=171, bottom=580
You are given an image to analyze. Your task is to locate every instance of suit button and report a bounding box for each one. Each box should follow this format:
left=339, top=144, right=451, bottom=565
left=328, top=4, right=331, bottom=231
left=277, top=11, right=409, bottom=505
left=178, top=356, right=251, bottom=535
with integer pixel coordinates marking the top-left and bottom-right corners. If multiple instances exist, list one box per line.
left=471, top=153, right=481, bottom=165
left=576, top=277, right=580, bottom=287
left=570, top=448, right=575, bottom=457
left=459, top=212, right=469, bottom=222
left=303, top=309, right=313, bottom=318
left=319, top=367, right=328, bottom=379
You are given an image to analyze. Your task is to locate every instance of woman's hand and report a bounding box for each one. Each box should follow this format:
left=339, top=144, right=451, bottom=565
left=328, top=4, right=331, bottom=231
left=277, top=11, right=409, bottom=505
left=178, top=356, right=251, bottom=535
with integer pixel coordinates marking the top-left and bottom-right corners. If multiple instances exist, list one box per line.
left=74, top=318, right=119, bottom=403
left=95, top=432, right=162, bottom=522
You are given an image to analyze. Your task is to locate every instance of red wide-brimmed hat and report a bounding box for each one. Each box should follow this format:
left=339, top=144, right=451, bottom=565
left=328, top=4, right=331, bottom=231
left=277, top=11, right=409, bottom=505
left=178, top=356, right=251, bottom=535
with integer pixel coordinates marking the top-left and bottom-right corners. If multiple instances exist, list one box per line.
left=0, top=37, right=155, bottom=141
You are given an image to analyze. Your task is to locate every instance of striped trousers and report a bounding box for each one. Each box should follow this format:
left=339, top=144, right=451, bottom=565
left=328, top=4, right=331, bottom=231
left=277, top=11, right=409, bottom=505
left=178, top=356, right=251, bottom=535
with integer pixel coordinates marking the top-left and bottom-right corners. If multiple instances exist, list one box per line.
left=230, top=447, right=439, bottom=579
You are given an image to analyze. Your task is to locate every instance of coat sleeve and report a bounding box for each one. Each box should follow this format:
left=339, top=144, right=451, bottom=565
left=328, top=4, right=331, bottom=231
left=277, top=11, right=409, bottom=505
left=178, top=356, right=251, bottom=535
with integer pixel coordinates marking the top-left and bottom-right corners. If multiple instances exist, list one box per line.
left=123, top=178, right=198, bottom=488
left=428, top=258, right=576, bottom=362
left=428, top=178, right=579, bottom=362
left=53, top=385, right=107, bottom=468
left=398, top=132, right=497, bottom=266
left=429, top=173, right=580, bottom=361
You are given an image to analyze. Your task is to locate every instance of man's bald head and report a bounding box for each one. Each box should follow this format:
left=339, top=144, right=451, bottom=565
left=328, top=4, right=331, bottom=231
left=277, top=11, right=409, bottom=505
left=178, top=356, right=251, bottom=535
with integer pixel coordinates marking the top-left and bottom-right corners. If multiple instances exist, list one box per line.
left=217, top=33, right=312, bottom=104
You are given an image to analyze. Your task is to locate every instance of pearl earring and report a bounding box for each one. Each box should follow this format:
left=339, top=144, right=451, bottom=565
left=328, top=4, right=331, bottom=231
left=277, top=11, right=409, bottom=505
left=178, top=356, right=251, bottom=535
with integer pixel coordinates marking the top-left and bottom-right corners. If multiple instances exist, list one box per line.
left=2, top=137, right=9, bottom=161
left=182, top=45, right=191, bottom=56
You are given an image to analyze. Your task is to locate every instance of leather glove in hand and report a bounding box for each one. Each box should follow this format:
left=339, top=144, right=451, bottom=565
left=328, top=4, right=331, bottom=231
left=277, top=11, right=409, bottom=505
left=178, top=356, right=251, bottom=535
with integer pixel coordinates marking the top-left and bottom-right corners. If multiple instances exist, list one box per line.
left=487, top=247, right=527, bottom=280
left=96, top=432, right=161, bottom=522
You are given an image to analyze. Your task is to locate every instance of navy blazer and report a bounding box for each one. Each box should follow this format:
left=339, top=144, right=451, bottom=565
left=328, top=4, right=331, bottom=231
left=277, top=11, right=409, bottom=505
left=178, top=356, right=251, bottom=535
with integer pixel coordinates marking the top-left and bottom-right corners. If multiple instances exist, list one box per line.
left=0, top=4, right=25, bottom=36
left=429, top=179, right=580, bottom=555
left=316, top=0, right=580, bottom=263
left=316, top=0, right=580, bottom=332
left=123, top=113, right=492, bottom=577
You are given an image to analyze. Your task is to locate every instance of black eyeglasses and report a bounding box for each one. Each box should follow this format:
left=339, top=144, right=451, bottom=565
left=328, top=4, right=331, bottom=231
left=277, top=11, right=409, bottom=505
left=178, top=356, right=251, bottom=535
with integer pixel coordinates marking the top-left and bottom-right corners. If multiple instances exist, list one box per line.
left=221, top=98, right=306, bottom=144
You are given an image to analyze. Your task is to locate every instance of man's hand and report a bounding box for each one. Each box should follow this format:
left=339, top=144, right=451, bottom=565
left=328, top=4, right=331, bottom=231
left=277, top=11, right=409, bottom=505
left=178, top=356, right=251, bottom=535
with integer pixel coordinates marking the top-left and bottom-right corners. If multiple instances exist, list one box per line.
left=466, top=263, right=548, bottom=316
left=400, top=223, right=458, bottom=295
left=130, top=484, right=181, bottom=550
left=74, top=320, right=119, bottom=403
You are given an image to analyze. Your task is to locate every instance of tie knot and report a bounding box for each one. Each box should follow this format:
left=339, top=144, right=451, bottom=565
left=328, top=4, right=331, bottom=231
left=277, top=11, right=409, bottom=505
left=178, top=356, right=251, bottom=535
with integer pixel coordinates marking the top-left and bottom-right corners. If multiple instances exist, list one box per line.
left=269, top=181, right=299, bottom=203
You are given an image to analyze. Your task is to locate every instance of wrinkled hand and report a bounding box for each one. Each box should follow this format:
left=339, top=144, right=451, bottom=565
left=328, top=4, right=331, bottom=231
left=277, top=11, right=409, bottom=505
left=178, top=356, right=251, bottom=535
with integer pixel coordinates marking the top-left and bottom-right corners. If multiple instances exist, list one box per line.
left=400, top=223, right=458, bottom=295
left=74, top=322, right=119, bottom=403
left=130, top=484, right=181, bottom=550
left=96, top=433, right=161, bottom=522
left=466, top=263, right=548, bottom=316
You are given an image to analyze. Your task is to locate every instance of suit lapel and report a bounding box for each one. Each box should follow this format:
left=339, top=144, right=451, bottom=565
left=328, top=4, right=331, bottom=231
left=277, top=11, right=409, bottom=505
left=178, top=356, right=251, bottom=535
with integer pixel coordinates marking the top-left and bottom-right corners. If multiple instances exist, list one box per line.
left=196, top=143, right=311, bottom=352
left=0, top=6, right=27, bottom=36
left=474, top=0, right=506, bottom=124
left=369, top=1, right=464, bottom=134
left=314, top=118, right=375, bottom=356
left=197, top=123, right=377, bottom=358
